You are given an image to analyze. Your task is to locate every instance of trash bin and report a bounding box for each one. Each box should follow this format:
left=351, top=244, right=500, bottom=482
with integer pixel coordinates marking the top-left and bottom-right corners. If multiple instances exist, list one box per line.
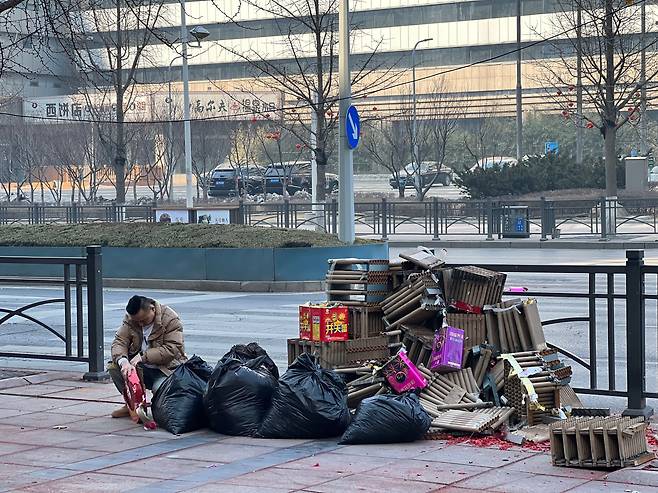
left=501, top=206, right=530, bottom=239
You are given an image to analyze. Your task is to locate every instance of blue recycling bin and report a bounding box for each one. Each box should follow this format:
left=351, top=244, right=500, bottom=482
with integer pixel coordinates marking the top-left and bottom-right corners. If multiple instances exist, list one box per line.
left=502, top=206, right=530, bottom=238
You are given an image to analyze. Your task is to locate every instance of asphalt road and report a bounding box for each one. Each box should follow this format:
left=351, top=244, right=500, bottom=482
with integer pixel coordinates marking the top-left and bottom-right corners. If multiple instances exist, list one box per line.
left=0, top=247, right=655, bottom=412
left=23, top=174, right=463, bottom=203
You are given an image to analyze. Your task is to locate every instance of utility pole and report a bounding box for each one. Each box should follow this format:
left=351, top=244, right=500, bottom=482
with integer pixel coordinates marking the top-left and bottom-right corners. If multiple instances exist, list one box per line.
left=641, top=0, right=648, bottom=157
left=515, top=0, right=523, bottom=161
left=338, top=0, right=355, bottom=243
left=576, top=5, right=583, bottom=165
left=180, top=0, right=193, bottom=210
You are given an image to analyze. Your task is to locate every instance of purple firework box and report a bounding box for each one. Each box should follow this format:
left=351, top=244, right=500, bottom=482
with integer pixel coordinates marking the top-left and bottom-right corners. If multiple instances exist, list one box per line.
left=429, top=326, right=465, bottom=372
left=382, top=350, right=427, bottom=394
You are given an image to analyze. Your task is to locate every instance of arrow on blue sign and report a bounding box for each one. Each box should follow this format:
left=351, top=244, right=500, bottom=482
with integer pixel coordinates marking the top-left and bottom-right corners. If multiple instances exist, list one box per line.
left=346, top=106, right=360, bottom=149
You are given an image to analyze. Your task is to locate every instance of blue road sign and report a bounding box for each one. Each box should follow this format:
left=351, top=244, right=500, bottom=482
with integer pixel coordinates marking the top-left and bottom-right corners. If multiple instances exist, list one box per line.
left=545, top=141, right=559, bottom=155
left=346, top=106, right=360, bottom=149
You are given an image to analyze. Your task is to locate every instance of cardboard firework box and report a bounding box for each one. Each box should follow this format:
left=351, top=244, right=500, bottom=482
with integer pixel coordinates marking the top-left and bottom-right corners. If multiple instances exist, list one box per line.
left=429, top=326, right=465, bottom=372
left=299, top=305, right=312, bottom=340
left=382, top=350, right=428, bottom=393
left=313, top=306, right=349, bottom=342
left=299, top=304, right=350, bottom=342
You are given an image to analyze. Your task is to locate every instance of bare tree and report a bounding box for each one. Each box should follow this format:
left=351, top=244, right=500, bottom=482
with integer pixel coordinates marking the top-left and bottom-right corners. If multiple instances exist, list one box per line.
left=362, top=118, right=411, bottom=198
left=256, top=124, right=306, bottom=199
left=47, top=0, right=170, bottom=204
left=461, top=107, right=514, bottom=169
left=536, top=0, right=658, bottom=197
left=192, top=122, right=232, bottom=201
left=414, top=80, right=466, bottom=200
left=219, top=0, right=399, bottom=202
left=227, top=123, right=262, bottom=197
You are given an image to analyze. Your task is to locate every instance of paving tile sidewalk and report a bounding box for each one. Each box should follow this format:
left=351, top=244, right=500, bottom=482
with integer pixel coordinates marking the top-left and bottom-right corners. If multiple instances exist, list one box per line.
left=0, top=372, right=655, bottom=493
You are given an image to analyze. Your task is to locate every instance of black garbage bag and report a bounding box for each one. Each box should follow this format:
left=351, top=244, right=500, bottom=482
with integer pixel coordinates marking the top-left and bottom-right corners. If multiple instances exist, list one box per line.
left=257, top=353, right=350, bottom=439
left=204, top=354, right=279, bottom=436
left=339, top=393, right=432, bottom=445
left=221, top=343, right=279, bottom=379
left=152, top=355, right=213, bottom=435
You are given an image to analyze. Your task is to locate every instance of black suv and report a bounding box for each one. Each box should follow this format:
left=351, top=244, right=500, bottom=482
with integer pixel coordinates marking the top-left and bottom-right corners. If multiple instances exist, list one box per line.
left=263, top=162, right=339, bottom=195
left=207, top=165, right=262, bottom=197
left=389, top=161, right=453, bottom=189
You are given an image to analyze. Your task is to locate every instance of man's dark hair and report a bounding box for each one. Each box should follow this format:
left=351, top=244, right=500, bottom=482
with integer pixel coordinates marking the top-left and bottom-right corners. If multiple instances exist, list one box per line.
left=126, top=296, right=155, bottom=316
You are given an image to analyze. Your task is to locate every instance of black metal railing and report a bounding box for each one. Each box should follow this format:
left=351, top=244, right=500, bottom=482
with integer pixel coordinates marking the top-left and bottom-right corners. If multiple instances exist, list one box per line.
left=3, top=197, right=658, bottom=240
left=0, top=246, right=106, bottom=381
left=451, top=250, right=654, bottom=416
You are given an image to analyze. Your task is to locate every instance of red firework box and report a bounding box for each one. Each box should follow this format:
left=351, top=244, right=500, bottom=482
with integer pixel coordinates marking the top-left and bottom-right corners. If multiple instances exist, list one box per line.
left=298, top=304, right=349, bottom=342
left=299, top=305, right=313, bottom=340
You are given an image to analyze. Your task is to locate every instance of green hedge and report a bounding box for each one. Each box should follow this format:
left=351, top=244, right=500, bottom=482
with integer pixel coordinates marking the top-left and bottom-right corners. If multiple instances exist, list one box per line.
left=455, top=155, right=626, bottom=199
left=0, top=224, right=369, bottom=248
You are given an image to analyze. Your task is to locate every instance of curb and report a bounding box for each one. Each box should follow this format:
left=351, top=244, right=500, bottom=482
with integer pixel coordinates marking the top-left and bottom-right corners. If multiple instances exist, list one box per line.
left=102, top=278, right=324, bottom=293
left=388, top=239, right=658, bottom=250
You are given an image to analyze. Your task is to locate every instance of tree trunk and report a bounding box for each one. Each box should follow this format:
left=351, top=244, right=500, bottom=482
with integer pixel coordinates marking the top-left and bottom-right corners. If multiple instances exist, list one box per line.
left=113, top=0, right=126, bottom=204
left=604, top=0, right=617, bottom=198
left=315, top=147, right=327, bottom=202
left=604, top=126, right=617, bottom=197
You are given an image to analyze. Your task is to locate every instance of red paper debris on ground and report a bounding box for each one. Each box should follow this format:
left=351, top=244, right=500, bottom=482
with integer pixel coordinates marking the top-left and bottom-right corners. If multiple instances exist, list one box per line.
left=439, top=433, right=551, bottom=452
left=646, top=427, right=658, bottom=453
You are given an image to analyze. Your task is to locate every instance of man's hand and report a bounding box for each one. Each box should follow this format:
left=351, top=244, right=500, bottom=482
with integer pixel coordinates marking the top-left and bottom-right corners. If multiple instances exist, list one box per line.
left=119, top=357, right=135, bottom=378
left=130, top=353, right=142, bottom=366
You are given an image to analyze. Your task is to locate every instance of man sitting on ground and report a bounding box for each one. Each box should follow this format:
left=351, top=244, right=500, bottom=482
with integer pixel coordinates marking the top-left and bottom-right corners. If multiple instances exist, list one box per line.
left=108, top=295, right=187, bottom=418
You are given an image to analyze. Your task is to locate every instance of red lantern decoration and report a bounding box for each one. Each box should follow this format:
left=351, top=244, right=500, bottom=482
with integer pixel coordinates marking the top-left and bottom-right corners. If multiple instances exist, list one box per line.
left=295, top=143, right=302, bottom=150
left=569, top=85, right=575, bottom=91
left=561, top=110, right=569, bottom=117
left=264, top=113, right=270, bottom=118
left=251, top=117, right=258, bottom=123
left=568, top=102, right=574, bottom=107
left=586, top=121, right=594, bottom=129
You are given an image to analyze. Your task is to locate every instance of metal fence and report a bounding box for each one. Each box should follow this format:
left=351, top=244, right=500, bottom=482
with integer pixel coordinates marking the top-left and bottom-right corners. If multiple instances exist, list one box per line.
left=0, top=246, right=106, bottom=380
left=457, top=250, right=653, bottom=416
left=2, top=197, right=658, bottom=240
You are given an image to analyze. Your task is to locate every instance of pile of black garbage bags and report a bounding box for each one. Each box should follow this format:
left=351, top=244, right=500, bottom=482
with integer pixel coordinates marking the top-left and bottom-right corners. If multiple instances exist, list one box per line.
left=151, top=344, right=432, bottom=444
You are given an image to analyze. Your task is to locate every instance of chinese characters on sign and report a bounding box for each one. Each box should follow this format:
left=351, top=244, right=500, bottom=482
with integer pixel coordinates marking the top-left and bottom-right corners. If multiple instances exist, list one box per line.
left=23, top=96, right=150, bottom=123
left=22, top=92, right=281, bottom=124
left=167, top=92, right=279, bottom=121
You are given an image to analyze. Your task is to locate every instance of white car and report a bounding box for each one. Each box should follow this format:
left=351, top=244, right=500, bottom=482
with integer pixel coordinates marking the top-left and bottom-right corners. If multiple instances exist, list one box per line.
left=469, top=156, right=518, bottom=172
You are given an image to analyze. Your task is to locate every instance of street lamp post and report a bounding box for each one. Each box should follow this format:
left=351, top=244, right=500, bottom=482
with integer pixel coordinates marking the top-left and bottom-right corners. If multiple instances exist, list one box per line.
left=178, top=2, right=209, bottom=210
left=167, top=55, right=182, bottom=199
left=411, top=38, right=432, bottom=193
left=179, top=2, right=194, bottom=210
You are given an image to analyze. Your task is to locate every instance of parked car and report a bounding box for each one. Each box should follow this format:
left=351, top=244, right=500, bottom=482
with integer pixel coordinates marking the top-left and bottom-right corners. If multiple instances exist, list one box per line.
left=207, top=165, right=263, bottom=197
left=469, top=156, right=518, bottom=172
left=263, top=161, right=339, bottom=195
left=389, top=161, right=453, bottom=190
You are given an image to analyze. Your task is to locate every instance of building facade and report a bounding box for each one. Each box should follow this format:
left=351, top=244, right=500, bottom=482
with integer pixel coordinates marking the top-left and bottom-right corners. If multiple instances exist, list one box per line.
left=3, top=1, right=656, bottom=120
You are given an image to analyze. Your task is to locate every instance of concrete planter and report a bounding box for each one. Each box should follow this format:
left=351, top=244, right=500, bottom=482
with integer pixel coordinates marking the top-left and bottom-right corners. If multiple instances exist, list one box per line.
left=0, top=243, right=388, bottom=283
